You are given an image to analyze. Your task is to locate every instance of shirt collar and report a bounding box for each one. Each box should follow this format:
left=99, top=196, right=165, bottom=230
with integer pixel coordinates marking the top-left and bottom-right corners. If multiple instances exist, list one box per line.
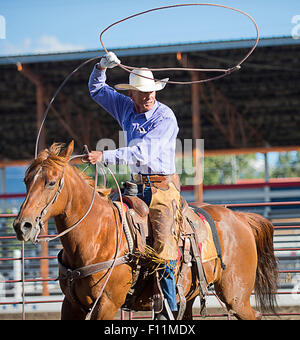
left=145, top=100, right=158, bottom=120
left=133, top=100, right=158, bottom=120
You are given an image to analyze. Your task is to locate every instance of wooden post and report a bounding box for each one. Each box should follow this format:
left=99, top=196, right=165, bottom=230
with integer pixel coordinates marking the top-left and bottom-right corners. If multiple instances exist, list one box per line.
left=36, top=83, right=46, bottom=152
left=191, top=71, right=203, bottom=203
left=17, top=63, right=48, bottom=296
left=17, top=63, right=46, bottom=152
left=177, top=53, right=203, bottom=202
left=40, top=222, right=49, bottom=296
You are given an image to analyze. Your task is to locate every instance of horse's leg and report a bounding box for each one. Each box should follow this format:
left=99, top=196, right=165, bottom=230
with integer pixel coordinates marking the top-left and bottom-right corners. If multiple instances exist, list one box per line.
left=61, top=297, right=86, bottom=320
left=91, top=293, right=120, bottom=320
left=182, top=298, right=195, bottom=320
left=214, top=255, right=261, bottom=321
left=214, top=280, right=257, bottom=320
left=213, top=230, right=259, bottom=320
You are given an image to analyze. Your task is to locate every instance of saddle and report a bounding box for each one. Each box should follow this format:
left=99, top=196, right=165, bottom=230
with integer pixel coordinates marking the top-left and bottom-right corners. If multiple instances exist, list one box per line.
left=113, top=194, right=225, bottom=319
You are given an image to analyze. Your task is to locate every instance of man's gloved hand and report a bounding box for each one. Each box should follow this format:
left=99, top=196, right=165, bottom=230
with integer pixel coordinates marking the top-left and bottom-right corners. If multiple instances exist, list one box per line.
left=99, top=52, right=121, bottom=69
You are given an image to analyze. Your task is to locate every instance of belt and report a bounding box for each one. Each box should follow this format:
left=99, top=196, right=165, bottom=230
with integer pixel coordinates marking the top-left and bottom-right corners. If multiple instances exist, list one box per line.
left=131, top=174, right=174, bottom=185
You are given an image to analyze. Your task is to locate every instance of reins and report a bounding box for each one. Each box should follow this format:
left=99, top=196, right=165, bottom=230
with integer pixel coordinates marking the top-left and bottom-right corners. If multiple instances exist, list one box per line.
left=36, top=152, right=125, bottom=245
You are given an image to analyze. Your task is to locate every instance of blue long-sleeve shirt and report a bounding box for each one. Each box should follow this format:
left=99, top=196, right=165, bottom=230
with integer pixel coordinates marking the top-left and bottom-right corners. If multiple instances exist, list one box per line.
left=88, top=65, right=179, bottom=175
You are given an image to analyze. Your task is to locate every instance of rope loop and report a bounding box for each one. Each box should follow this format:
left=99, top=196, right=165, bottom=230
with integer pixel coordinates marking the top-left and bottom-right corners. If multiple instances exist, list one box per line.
left=99, top=3, right=260, bottom=85
left=35, top=3, right=259, bottom=159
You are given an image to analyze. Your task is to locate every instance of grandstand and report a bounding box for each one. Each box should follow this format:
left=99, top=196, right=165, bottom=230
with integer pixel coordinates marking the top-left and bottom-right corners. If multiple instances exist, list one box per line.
left=1, top=36, right=300, bottom=162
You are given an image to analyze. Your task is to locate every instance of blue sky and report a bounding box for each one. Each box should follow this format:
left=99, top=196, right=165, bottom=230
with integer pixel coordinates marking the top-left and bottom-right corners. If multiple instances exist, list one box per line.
left=0, top=0, right=299, bottom=56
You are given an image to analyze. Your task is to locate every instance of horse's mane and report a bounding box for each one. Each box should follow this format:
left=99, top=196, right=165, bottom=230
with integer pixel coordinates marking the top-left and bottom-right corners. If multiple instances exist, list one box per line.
left=25, top=143, right=111, bottom=198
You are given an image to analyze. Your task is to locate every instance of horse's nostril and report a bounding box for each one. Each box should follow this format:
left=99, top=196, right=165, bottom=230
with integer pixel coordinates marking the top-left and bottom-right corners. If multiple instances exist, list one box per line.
left=22, top=222, right=33, bottom=232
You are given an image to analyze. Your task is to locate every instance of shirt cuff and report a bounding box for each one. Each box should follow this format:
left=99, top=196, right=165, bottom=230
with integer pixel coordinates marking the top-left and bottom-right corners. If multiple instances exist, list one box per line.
left=91, top=64, right=106, bottom=80
left=102, top=149, right=118, bottom=165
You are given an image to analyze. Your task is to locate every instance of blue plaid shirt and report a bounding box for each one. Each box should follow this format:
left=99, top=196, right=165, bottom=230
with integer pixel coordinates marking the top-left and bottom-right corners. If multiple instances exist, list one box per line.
left=88, top=66, right=179, bottom=175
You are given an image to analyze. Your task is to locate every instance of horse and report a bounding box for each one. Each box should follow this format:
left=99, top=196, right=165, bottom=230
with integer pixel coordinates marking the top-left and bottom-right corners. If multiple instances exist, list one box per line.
left=13, top=141, right=278, bottom=320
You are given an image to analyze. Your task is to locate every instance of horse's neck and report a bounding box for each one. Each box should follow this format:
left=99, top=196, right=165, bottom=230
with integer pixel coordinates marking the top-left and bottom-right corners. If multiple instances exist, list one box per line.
left=56, top=167, right=112, bottom=267
left=63, top=167, right=95, bottom=225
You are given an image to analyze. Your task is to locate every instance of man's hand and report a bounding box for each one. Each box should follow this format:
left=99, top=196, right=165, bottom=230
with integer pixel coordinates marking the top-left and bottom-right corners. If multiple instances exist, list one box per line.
left=87, top=151, right=103, bottom=165
left=99, top=51, right=121, bottom=69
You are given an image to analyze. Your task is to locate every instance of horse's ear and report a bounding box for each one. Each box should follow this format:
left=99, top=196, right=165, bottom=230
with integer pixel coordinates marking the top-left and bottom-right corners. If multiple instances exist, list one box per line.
left=61, top=140, right=74, bottom=160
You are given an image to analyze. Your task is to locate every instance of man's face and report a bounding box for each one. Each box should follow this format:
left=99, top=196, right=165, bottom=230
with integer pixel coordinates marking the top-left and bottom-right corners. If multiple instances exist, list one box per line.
left=129, top=90, right=156, bottom=113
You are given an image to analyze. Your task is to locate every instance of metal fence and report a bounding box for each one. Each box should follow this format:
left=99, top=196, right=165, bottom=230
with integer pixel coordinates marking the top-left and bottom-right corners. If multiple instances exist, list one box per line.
left=0, top=201, right=299, bottom=320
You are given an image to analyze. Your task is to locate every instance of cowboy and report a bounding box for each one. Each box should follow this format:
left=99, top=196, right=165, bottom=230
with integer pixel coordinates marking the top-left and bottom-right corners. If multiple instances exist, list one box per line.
left=87, top=52, right=181, bottom=319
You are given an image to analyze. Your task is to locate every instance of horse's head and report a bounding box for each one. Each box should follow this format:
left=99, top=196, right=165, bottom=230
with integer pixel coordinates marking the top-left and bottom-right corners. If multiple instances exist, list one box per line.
left=13, top=141, right=74, bottom=243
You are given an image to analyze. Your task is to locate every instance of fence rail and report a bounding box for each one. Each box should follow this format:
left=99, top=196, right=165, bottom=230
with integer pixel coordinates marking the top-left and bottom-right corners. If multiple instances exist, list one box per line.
left=0, top=200, right=299, bottom=320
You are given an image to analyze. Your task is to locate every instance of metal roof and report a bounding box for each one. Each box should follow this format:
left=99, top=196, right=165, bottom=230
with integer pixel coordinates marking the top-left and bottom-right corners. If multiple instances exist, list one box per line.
left=0, top=36, right=298, bottom=65
left=1, top=35, right=300, bottom=162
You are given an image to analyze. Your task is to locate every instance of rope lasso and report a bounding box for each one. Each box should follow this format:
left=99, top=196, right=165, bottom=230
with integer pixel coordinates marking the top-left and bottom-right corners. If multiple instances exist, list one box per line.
left=33, top=1, right=260, bottom=248
left=34, top=56, right=100, bottom=159
left=32, top=2, right=260, bottom=247
left=34, top=3, right=259, bottom=158
left=30, top=3, right=260, bottom=318
left=100, top=3, right=259, bottom=85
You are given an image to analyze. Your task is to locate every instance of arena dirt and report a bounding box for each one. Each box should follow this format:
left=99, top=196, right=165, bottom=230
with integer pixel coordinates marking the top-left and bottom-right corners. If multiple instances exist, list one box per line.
left=0, top=307, right=299, bottom=320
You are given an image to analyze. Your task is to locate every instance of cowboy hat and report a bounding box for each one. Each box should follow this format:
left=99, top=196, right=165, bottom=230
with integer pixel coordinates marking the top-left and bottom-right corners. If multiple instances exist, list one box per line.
left=115, top=68, right=169, bottom=92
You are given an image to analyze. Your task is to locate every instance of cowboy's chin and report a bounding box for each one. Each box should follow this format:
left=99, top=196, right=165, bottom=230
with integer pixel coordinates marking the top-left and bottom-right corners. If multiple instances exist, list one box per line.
left=144, top=102, right=154, bottom=111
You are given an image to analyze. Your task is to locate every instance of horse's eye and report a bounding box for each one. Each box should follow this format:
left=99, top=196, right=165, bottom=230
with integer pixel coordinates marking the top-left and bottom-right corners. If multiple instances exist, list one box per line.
left=47, top=181, right=56, bottom=188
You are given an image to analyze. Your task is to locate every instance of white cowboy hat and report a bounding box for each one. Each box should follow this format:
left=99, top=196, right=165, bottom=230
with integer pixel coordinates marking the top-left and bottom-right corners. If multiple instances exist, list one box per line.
left=115, top=68, right=169, bottom=92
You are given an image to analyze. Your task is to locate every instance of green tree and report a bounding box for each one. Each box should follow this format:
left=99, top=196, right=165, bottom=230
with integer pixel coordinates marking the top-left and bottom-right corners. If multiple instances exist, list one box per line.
left=177, top=154, right=264, bottom=186
left=271, top=152, right=300, bottom=178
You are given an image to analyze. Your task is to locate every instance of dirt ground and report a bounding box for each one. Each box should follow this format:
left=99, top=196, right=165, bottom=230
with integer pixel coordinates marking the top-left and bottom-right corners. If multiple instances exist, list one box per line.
left=0, top=307, right=299, bottom=320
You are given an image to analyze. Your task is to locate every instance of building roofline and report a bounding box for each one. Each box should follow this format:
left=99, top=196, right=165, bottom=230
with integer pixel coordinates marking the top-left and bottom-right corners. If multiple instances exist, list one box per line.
left=0, top=36, right=298, bottom=65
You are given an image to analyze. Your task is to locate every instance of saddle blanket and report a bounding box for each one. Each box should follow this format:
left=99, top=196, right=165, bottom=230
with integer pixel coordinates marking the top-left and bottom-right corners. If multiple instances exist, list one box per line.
left=198, top=216, right=218, bottom=264
left=114, top=200, right=218, bottom=265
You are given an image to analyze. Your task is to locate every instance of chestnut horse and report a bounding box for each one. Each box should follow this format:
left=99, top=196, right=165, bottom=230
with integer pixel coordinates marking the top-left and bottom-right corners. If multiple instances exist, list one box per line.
left=13, top=142, right=278, bottom=320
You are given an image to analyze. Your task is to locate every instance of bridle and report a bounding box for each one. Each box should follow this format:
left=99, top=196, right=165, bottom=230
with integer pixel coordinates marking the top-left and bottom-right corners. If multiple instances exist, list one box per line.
left=35, top=152, right=100, bottom=244
left=35, top=169, right=65, bottom=242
